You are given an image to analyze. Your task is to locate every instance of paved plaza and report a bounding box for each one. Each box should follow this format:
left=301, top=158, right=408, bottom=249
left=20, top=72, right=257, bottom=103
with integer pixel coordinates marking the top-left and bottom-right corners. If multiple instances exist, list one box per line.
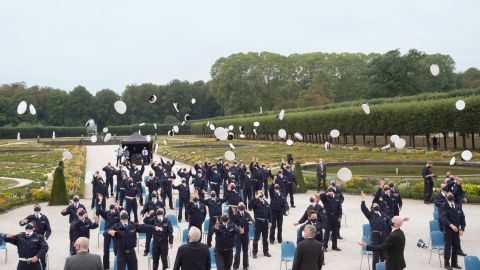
left=0, top=145, right=479, bottom=269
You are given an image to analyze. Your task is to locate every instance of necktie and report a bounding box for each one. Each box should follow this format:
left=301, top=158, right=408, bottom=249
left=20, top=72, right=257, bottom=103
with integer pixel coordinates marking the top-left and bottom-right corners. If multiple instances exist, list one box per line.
left=451, top=204, right=455, bottom=209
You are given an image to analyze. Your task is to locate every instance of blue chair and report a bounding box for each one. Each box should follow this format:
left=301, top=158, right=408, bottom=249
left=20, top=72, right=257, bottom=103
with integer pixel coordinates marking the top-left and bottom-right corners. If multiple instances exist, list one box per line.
left=429, top=231, right=444, bottom=266
left=174, top=198, right=180, bottom=216
left=137, top=232, right=147, bottom=254
left=248, top=223, right=255, bottom=256
left=142, top=186, right=148, bottom=196
left=360, top=236, right=372, bottom=270
left=362, top=224, right=371, bottom=243
left=280, top=241, right=296, bottom=270
left=0, top=234, right=7, bottom=264
left=182, top=228, right=189, bottom=244
left=428, top=220, right=440, bottom=245
left=465, top=255, right=480, bottom=270
left=98, top=218, right=106, bottom=248
left=148, top=241, right=153, bottom=270
left=375, top=262, right=385, bottom=270
left=109, top=240, right=114, bottom=252
left=209, top=247, right=217, bottom=269
left=203, top=219, right=210, bottom=241
left=166, top=214, right=180, bottom=238
left=113, top=256, right=128, bottom=270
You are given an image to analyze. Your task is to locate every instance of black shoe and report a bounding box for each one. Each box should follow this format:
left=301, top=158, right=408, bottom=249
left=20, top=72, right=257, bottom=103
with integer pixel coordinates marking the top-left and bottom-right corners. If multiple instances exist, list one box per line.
left=445, top=265, right=452, bottom=270
left=243, top=267, right=249, bottom=270
left=458, top=251, right=467, bottom=256
left=110, top=192, right=114, bottom=197
left=322, top=247, right=328, bottom=252
left=452, top=265, right=462, bottom=269
left=253, top=254, right=257, bottom=259
left=337, top=236, right=344, bottom=240
left=332, top=247, right=341, bottom=251
left=291, top=205, right=296, bottom=208
left=143, top=251, right=148, bottom=256
left=278, top=240, right=282, bottom=244
left=269, top=240, right=274, bottom=245
left=264, top=253, right=272, bottom=257
left=233, top=266, right=239, bottom=270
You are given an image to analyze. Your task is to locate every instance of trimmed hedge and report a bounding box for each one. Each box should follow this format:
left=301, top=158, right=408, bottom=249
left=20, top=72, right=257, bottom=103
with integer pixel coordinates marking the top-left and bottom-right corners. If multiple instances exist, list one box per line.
left=191, top=95, right=480, bottom=136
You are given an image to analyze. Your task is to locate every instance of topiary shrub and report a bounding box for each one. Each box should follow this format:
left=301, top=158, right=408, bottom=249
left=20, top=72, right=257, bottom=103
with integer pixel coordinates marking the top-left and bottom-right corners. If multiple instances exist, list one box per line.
left=294, top=161, right=307, bottom=193
left=49, top=161, right=69, bottom=205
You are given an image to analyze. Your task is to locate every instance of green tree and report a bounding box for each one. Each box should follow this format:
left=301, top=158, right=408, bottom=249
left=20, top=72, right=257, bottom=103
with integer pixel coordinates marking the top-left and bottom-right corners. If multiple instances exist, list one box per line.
left=294, top=161, right=307, bottom=193
left=65, top=86, right=94, bottom=126
left=297, top=71, right=336, bottom=107
left=49, top=161, right=69, bottom=205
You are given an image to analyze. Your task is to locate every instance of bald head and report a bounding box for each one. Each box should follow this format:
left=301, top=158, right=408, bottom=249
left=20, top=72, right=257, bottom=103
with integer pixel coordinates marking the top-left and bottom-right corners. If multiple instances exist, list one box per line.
left=188, top=226, right=201, bottom=242
left=392, top=216, right=409, bottom=229
left=74, top=237, right=89, bottom=252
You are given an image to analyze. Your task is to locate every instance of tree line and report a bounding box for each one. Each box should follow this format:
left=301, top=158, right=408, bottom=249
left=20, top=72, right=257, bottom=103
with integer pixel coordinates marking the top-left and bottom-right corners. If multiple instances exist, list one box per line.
left=1, top=49, right=480, bottom=128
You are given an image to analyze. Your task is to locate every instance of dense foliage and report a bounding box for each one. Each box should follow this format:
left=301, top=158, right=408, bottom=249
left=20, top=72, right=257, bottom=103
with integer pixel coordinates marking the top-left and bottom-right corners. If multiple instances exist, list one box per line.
left=2, top=50, right=480, bottom=128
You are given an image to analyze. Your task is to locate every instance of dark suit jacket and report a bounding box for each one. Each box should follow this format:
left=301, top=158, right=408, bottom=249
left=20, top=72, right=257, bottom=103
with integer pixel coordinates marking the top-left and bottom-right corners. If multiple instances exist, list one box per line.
left=367, top=228, right=406, bottom=270
left=292, top=238, right=324, bottom=270
left=63, top=251, right=103, bottom=270
left=173, top=241, right=211, bottom=270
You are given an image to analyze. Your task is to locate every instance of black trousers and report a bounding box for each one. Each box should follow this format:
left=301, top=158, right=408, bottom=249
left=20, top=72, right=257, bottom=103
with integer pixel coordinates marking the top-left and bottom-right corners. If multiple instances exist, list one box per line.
left=444, top=227, right=460, bottom=266
left=17, top=261, right=42, bottom=270
left=317, top=175, right=326, bottom=191
left=91, top=192, right=97, bottom=209
left=152, top=240, right=169, bottom=270
left=263, top=179, right=269, bottom=198
left=145, top=232, right=152, bottom=253
left=323, top=216, right=339, bottom=249
left=118, top=191, right=126, bottom=206
left=106, top=177, right=114, bottom=194
left=103, top=234, right=116, bottom=269
left=117, top=250, right=138, bottom=270
left=269, top=210, right=283, bottom=243
left=253, top=220, right=269, bottom=255
left=161, top=189, right=173, bottom=209
left=424, top=181, right=433, bottom=203
left=126, top=198, right=138, bottom=222
left=215, top=249, right=234, bottom=270
left=136, top=184, right=144, bottom=206
left=234, top=234, right=249, bottom=268
left=243, top=187, right=253, bottom=204
left=286, top=184, right=295, bottom=206
left=370, top=231, right=385, bottom=270
left=178, top=198, right=188, bottom=222
left=207, top=217, right=218, bottom=247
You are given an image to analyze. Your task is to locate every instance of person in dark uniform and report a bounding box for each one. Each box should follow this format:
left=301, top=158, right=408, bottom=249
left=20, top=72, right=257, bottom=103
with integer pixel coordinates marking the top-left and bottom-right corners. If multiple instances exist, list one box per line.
left=271, top=174, right=286, bottom=198
left=296, top=211, right=324, bottom=247
left=193, top=170, right=208, bottom=200
left=373, top=182, right=395, bottom=235
left=260, top=164, right=273, bottom=199
left=116, top=169, right=128, bottom=204
left=103, top=162, right=116, bottom=197
left=93, top=176, right=109, bottom=211
left=4, top=224, right=49, bottom=270
left=19, top=204, right=51, bottom=270
left=70, top=208, right=99, bottom=255
left=91, top=171, right=102, bottom=209
left=213, top=214, right=240, bottom=270
left=61, top=196, right=87, bottom=250
left=316, top=159, right=327, bottom=192
left=160, top=158, right=175, bottom=173
left=125, top=177, right=140, bottom=222
left=435, top=184, right=449, bottom=233
left=201, top=191, right=224, bottom=247
left=145, top=172, right=161, bottom=199
left=173, top=178, right=191, bottom=222
left=151, top=209, right=174, bottom=270
left=96, top=195, right=121, bottom=269
left=140, top=192, right=166, bottom=256
left=209, top=167, right=223, bottom=197
left=177, top=168, right=192, bottom=185
left=242, top=171, right=255, bottom=204
left=422, top=161, right=436, bottom=204
left=440, top=194, right=466, bottom=270
left=232, top=202, right=253, bottom=270
left=329, top=181, right=345, bottom=239
left=281, top=163, right=298, bottom=208
left=360, top=191, right=389, bottom=270
left=186, top=193, right=207, bottom=234
left=389, top=182, right=403, bottom=216
left=248, top=190, right=272, bottom=258
left=268, top=184, right=289, bottom=245
left=320, top=188, right=342, bottom=252
left=294, top=194, right=326, bottom=227
left=108, top=210, right=162, bottom=270
left=160, top=171, right=175, bottom=209
left=127, top=162, right=145, bottom=206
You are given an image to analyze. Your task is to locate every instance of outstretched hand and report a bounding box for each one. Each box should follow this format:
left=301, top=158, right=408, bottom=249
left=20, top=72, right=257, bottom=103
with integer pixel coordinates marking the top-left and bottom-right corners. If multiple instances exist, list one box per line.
left=360, top=191, right=366, bottom=200
left=357, top=240, right=367, bottom=248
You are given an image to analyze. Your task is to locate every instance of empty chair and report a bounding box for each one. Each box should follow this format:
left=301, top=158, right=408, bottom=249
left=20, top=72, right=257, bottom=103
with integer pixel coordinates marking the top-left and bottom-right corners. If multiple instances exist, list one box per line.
left=166, top=214, right=180, bottom=238
left=203, top=219, right=210, bottom=242
left=464, top=256, right=480, bottom=270
left=433, top=211, right=439, bottom=221
left=137, top=232, right=147, bottom=254
left=174, top=198, right=180, bottom=216
left=98, top=218, right=106, bottom=248
left=109, top=240, right=114, bottom=253
left=360, top=235, right=372, bottom=270
left=428, top=220, right=440, bottom=245
left=280, top=241, right=296, bottom=270
left=429, top=231, right=444, bottom=266
left=362, top=224, right=371, bottom=243
left=375, top=261, right=385, bottom=270
left=209, top=247, right=217, bottom=269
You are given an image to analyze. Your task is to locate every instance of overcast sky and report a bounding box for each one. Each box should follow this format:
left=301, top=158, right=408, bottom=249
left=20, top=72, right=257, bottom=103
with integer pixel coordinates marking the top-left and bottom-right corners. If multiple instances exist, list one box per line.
left=0, top=0, right=478, bottom=93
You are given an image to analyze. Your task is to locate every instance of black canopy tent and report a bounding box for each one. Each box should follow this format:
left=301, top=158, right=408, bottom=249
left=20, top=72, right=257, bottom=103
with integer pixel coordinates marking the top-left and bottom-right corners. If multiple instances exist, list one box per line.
left=121, top=131, right=153, bottom=164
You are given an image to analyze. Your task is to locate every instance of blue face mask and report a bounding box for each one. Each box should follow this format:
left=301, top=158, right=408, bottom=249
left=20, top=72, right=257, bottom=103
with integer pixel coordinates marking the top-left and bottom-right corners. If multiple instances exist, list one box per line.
left=120, top=213, right=129, bottom=220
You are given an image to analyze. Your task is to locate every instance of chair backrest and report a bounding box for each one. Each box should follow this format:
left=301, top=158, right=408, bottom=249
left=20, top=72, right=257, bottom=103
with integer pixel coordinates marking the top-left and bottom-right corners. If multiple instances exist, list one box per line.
left=149, top=241, right=153, bottom=258
left=375, top=262, right=385, bottom=270
left=433, top=211, right=439, bottom=221
left=175, top=198, right=180, bottom=209
left=182, top=228, right=189, bottom=244
left=138, top=232, right=146, bottom=239
left=209, top=247, right=217, bottom=268
left=429, top=220, right=440, bottom=232
left=99, top=219, right=106, bottom=233
left=109, top=240, right=114, bottom=252
left=248, top=223, right=254, bottom=239
left=434, top=206, right=439, bottom=214
left=464, top=255, right=480, bottom=270
left=203, top=219, right=210, bottom=232
left=166, top=214, right=178, bottom=227
left=281, top=241, right=296, bottom=260
left=430, top=231, right=444, bottom=248
left=362, top=224, right=371, bottom=238
left=361, top=236, right=370, bottom=253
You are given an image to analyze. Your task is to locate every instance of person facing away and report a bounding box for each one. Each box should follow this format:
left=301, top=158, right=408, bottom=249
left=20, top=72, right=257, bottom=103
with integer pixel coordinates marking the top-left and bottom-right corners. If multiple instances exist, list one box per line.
left=63, top=237, right=103, bottom=270
left=292, top=224, right=324, bottom=270
left=173, top=226, right=211, bottom=270
left=358, top=216, right=409, bottom=270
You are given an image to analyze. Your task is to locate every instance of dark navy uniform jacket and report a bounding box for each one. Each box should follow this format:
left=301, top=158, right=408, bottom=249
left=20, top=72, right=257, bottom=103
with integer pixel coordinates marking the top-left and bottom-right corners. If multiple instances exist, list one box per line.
left=248, top=198, right=272, bottom=223
left=209, top=173, right=222, bottom=187
left=297, top=221, right=323, bottom=243
left=224, top=190, right=242, bottom=206
left=201, top=197, right=224, bottom=218
left=103, top=165, right=116, bottom=180
left=61, top=203, right=86, bottom=223
left=152, top=217, right=174, bottom=244
left=70, top=217, right=99, bottom=241
left=232, top=211, right=253, bottom=234
left=186, top=201, right=207, bottom=225
left=111, top=222, right=156, bottom=251
left=141, top=199, right=166, bottom=216
left=213, top=222, right=240, bottom=251
left=173, top=184, right=190, bottom=200
left=440, top=202, right=466, bottom=231
left=269, top=191, right=289, bottom=214
left=361, top=201, right=389, bottom=232
left=96, top=206, right=120, bottom=232
left=298, top=204, right=327, bottom=228
left=146, top=177, right=161, bottom=194
left=19, top=214, right=52, bottom=238
left=320, top=193, right=342, bottom=218
left=160, top=159, right=175, bottom=173
left=5, top=232, right=48, bottom=259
